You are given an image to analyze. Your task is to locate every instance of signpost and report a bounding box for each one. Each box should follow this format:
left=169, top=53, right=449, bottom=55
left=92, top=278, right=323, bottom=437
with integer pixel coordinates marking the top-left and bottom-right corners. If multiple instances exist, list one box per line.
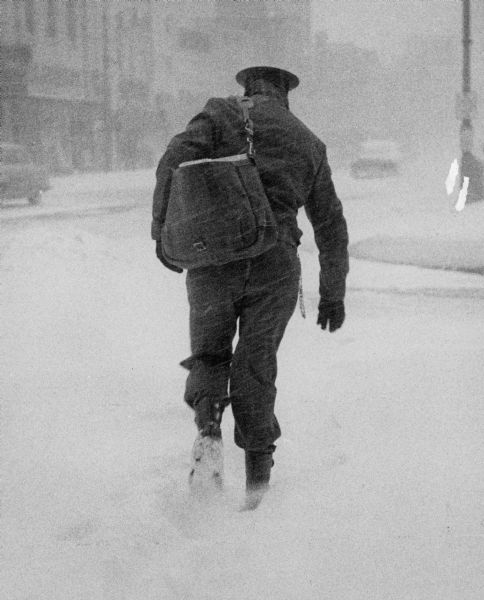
left=459, top=0, right=483, bottom=203
left=455, top=91, right=477, bottom=121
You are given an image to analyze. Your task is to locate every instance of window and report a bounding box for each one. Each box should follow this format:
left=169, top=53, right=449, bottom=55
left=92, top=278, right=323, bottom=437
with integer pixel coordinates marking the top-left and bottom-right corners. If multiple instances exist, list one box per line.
left=3, top=147, right=29, bottom=165
left=80, top=0, right=88, bottom=34
left=25, top=0, right=35, bottom=34
left=165, top=15, right=173, bottom=33
left=177, top=29, right=211, bottom=53
left=131, top=7, right=139, bottom=27
left=66, top=0, right=77, bottom=43
left=166, top=55, right=173, bottom=75
left=116, top=13, right=124, bottom=74
left=14, top=1, right=23, bottom=32
left=47, top=0, right=56, bottom=38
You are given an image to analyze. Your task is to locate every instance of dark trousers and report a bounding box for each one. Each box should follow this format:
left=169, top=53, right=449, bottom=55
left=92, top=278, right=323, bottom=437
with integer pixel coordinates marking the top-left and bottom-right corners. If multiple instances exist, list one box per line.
left=182, top=242, right=300, bottom=451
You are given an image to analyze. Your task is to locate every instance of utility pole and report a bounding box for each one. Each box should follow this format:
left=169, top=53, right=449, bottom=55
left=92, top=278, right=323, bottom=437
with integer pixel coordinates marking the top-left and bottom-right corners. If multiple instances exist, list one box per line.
left=458, top=0, right=483, bottom=202
left=102, top=2, right=114, bottom=171
left=462, top=0, right=471, bottom=96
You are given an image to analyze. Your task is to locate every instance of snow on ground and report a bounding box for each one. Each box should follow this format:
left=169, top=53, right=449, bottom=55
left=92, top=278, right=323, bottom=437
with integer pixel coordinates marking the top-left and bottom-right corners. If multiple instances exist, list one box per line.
left=0, top=169, right=155, bottom=221
left=1, top=166, right=484, bottom=599
left=333, top=153, right=484, bottom=273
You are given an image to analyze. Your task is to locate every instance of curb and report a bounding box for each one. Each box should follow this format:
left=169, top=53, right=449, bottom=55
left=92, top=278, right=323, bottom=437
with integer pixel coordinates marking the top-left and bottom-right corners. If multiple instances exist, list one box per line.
left=0, top=202, right=139, bottom=223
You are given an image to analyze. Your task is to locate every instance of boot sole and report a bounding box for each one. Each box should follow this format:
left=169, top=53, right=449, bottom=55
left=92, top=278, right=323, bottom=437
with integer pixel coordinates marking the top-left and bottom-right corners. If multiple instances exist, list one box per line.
left=188, top=433, right=224, bottom=496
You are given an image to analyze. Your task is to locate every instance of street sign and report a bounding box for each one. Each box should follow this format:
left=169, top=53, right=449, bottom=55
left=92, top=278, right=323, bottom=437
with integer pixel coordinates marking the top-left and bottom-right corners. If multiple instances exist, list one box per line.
left=455, top=91, right=478, bottom=120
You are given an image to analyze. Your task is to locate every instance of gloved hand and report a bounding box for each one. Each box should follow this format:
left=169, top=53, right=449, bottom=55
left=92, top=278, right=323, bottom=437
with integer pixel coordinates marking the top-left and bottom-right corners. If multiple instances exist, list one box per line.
left=156, top=240, right=183, bottom=273
left=317, top=300, right=345, bottom=332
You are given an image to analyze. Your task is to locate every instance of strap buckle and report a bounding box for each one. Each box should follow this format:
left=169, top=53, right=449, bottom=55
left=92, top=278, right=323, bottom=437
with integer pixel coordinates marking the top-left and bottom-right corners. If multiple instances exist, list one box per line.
left=193, top=241, right=207, bottom=252
left=238, top=96, right=256, bottom=158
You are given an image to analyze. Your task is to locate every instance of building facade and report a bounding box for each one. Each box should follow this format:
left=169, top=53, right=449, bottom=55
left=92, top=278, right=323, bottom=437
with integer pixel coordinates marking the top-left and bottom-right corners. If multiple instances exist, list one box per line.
left=1, top=0, right=104, bottom=172
left=0, top=0, right=155, bottom=173
left=149, top=0, right=312, bottom=141
left=1, top=0, right=312, bottom=173
left=213, top=0, right=312, bottom=79
left=108, top=0, right=156, bottom=169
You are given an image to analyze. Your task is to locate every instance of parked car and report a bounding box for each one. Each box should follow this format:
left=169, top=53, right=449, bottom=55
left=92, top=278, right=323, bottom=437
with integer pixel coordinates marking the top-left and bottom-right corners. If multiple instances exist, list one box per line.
left=350, top=139, right=401, bottom=179
left=0, top=143, right=50, bottom=206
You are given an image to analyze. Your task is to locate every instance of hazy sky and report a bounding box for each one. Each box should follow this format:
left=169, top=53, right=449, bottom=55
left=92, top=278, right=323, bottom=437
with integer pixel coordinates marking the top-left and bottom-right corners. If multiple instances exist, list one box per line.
left=312, top=0, right=463, bottom=62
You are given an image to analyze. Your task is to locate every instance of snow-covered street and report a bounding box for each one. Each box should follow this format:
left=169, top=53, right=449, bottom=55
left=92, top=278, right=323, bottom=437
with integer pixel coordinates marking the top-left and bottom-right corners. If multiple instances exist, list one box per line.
left=1, top=166, right=484, bottom=599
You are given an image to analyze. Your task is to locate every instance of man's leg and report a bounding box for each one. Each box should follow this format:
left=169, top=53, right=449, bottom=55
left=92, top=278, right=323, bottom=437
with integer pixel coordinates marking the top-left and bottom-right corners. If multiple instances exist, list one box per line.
left=230, top=243, right=299, bottom=506
left=230, top=243, right=300, bottom=451
left=182, top=264, right=244, bottom=491
left=182, top=264, right=242, bottom=432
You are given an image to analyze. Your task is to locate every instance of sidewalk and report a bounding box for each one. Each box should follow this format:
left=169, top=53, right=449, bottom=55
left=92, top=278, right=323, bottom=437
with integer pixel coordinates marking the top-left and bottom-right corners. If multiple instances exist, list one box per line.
left=350, top=235, right=484, bottom=275
left=0, top=169, right=154, bottom=222
left=3, top=162, right=484, bottom=282
left=299, top=249, right=484, bottom=303
left=335, top=157, right=484, bottom=277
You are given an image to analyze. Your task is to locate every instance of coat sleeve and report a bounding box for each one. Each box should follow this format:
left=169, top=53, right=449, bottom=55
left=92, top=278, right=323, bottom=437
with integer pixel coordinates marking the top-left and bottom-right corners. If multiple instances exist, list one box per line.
left=151, top=101, right=220, bottom=241
left=304, top=148, right=349, bottom=302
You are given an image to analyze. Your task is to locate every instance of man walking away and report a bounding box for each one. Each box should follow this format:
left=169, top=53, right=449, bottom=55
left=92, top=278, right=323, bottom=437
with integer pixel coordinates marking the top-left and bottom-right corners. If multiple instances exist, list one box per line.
left=152, top=66, right=349, bottom=509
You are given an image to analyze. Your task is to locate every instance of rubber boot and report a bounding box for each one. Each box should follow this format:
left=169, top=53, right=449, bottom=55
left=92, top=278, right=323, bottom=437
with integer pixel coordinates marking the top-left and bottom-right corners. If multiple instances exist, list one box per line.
left=189, top=397, right=228, bottom=493
left=243, top=444, right=276, bottom=510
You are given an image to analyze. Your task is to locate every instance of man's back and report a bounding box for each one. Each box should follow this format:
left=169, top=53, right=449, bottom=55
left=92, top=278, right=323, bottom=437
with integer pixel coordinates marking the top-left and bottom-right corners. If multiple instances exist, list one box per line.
left=204, top=95, right=326, bottom=242
left=153, top=92, right=333, bottom=248
left=151, top=66, right=349, bottom=509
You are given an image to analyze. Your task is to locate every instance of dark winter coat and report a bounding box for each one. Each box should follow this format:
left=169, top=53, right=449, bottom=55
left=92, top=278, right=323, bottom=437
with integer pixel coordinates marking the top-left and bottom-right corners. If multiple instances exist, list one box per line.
left=152, top=93, right=349, bottom=301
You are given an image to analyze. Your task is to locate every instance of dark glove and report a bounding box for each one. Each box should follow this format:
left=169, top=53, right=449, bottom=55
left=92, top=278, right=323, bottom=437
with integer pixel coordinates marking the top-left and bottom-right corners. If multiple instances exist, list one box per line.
left=317, top=300, right=345, bottom=332
left=156, top=240, right=183, bottom=273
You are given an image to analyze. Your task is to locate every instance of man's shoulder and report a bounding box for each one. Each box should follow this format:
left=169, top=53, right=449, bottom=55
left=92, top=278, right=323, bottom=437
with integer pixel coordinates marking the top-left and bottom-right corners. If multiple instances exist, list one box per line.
left=203, top=96, right=240, bottom=112
left=284, top=112, right=327, bottom=161
left=289, top=112, right=326, bottom=147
